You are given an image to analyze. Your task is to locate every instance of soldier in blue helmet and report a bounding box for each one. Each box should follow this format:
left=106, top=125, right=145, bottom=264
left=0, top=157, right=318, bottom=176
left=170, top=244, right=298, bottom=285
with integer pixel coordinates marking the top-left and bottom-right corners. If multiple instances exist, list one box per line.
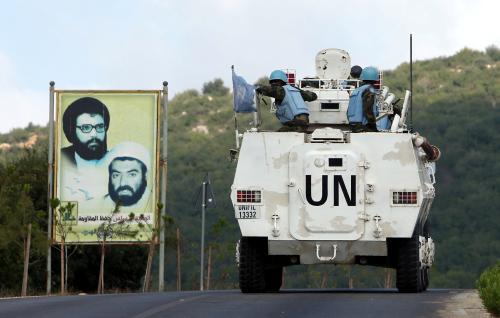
left=342, top=65, right=363, bottom=88
left=256, top=70, right=317, bottom=132
left=346, top=66, right=380, bottom=132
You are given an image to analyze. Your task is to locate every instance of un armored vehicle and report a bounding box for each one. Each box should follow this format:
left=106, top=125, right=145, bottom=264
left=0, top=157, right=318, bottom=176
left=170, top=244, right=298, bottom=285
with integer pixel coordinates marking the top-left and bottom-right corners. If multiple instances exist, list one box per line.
left=231, top=49, right=440, bottom=293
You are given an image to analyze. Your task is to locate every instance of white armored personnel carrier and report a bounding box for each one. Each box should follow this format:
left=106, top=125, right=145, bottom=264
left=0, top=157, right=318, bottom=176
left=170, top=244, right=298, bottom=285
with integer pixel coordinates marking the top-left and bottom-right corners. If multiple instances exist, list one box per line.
left=231, top=49, right=440, bottom=293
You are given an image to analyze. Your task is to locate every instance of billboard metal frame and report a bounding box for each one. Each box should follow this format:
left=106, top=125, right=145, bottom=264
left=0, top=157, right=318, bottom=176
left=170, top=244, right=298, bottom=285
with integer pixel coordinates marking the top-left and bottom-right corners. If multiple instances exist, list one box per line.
left=51, top=89, right=163, bottom=245
left=47, top=83, right=169, bottom=294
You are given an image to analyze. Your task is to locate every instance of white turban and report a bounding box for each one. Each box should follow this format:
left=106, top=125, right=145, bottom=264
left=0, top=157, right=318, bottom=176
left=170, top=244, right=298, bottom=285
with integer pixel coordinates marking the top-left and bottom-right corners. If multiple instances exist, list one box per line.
left=105, top=142, right=151, bottom=173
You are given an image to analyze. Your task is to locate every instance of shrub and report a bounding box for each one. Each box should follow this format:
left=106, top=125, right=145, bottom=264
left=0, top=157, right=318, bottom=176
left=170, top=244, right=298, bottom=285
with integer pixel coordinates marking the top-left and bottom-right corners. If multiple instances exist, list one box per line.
left=477, top=261, right=500, bottom=315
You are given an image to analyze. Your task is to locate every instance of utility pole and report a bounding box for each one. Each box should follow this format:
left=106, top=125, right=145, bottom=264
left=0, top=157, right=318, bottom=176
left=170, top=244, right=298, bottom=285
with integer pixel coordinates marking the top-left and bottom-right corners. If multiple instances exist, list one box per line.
left=199, top=180, right=207, bottom=291
left=206, top=245, right=212, bottom=290
left=176, top=227, right=181, bottom=291
left=198, top=174, right=214, bottom=291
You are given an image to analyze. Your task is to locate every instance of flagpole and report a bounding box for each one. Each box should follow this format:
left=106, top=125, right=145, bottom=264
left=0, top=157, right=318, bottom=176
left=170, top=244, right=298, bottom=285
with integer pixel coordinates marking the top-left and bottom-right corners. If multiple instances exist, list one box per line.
left=253, top=93, right=259, bottom=129
left=231, top=65, right=240, bottom=149
left=200, top=178, right=207, bottom=291
left=234, top=115, right=239, bottom=149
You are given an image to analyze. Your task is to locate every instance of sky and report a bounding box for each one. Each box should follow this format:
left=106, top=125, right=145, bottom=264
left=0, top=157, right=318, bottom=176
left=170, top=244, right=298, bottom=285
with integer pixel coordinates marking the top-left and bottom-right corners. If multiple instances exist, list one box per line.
left=0, top=0, right=498, bottom=133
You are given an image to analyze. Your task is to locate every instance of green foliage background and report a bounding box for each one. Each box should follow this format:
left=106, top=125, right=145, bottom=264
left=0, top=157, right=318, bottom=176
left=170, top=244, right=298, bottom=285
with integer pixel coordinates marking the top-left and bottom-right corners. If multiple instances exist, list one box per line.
left=0, top=46, right=498, bottom=295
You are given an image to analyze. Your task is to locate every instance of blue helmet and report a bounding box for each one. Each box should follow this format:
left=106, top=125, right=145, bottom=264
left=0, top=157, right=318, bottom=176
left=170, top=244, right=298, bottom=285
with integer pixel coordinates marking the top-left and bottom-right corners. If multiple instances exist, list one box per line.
left=269, top=70, right=288, bottom=83
left=360, top=66, right=379, bottom=81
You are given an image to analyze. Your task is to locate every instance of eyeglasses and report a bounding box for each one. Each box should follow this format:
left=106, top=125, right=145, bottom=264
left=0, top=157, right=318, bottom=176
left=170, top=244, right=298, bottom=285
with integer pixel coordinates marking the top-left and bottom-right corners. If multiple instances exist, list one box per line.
left=76, top=123, right=106, bottom=133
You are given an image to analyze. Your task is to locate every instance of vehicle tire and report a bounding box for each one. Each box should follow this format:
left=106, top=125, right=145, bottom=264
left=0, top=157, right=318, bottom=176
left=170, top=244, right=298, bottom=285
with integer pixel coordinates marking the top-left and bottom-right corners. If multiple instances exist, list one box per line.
left=396, top=233, right=424, bottom=293
left=422, top=219, right=430, bottom=291
left=264, top=266, right=283, bottom=292
left=239, top=237, right=267, bottom=293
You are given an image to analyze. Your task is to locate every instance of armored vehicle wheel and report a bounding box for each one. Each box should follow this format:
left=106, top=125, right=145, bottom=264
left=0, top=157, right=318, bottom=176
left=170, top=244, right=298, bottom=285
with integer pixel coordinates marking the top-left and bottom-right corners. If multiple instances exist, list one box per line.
left=264, top=266, right=283, bottom=292
left=422, top=267, right=429, bottom=291
left=422, top=220, right=430, bottom=291
left=396, top=233, right=424, bottom=293
left=239, top=237, right=267, bottom=293
left=238, top=237, right=282, bottom=293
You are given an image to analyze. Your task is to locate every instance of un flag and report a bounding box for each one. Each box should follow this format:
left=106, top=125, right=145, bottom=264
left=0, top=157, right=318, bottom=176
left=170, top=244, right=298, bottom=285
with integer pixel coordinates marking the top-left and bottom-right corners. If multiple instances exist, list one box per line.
left=232, top=69, right=256, bottom=113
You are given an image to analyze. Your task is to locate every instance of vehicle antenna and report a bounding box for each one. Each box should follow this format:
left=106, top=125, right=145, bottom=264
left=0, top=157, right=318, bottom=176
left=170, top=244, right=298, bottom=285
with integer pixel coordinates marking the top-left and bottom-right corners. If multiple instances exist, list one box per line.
left=409, top=34, right=413, bottom=132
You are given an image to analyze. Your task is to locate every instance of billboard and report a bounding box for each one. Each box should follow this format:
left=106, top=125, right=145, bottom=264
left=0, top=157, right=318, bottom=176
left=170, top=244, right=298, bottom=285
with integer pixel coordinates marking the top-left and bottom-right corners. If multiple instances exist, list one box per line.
left=54, top=91, right=160, bottom=243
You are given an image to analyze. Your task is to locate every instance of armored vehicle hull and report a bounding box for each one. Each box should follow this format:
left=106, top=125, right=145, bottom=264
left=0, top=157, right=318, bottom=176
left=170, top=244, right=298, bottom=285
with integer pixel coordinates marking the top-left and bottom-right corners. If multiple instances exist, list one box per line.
left=233, top=129, right=436, bottom=293
left=231, top=49, right=438, bottom=293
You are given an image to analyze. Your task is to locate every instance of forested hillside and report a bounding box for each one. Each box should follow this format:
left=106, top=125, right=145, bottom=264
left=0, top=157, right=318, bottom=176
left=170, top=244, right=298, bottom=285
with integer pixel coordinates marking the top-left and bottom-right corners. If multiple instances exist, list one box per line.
left=385, top=47, right=500, bottom=287
left=0, top=47, right=498, bottom=295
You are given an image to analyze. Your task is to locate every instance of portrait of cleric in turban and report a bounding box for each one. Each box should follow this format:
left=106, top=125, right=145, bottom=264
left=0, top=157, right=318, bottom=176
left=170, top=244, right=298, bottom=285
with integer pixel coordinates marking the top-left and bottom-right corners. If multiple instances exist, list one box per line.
left=103, top=142, right=151, bottom=208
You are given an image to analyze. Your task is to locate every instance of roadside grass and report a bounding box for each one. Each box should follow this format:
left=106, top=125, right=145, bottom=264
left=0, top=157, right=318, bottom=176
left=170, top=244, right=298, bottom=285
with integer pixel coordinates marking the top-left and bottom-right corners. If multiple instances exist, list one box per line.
left=477, top=261, right=500, bottom=316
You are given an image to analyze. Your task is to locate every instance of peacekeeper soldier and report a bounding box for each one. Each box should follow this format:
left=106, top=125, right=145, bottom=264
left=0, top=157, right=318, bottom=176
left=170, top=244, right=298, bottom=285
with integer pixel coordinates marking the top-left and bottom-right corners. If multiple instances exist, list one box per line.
left=342, top=65, right=363, bottom=88
left=350, top=65, right=363, bottom=80
left=256, top=70, right=317, bottom=132
left=347, top=66, right=381, bottom=132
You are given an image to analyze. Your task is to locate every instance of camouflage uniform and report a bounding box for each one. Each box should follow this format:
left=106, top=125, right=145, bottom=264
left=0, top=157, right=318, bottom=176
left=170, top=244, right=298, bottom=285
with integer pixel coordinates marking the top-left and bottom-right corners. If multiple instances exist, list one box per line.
left=350, top=85, right=403, bottom=133
left=361, top=87, right=377, bottom=131
left=256, top=84, right=317, bottom=131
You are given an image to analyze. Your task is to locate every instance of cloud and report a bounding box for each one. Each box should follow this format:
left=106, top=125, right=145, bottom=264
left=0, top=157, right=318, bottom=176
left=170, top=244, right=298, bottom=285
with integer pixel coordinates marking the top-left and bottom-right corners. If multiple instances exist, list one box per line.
left=0, top=0, right=498, bottom=133
left=451, top=0, right=500, bottom=51
left=140, top=0, right=499, bottom=92
left=0, top=52, right=47, bottom=133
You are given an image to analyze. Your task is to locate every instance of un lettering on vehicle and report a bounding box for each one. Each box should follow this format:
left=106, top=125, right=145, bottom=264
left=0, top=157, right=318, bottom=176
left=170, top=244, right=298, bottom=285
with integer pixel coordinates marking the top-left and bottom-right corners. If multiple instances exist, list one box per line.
left=305, top=174, right=357, bottom=207
left=235, top=205, right=261, bottom=219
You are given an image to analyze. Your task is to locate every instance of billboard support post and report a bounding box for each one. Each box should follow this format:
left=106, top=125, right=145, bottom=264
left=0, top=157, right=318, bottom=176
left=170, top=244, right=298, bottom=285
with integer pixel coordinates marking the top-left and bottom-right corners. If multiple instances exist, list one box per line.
left=46, top=81, right=55, bottom=295
left=159, top=81, right=168, bottom=292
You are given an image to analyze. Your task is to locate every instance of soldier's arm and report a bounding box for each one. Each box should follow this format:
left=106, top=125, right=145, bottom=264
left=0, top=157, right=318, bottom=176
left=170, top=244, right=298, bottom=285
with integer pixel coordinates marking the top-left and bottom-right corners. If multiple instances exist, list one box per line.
left=256, top=85, right=285, bottom=103
left=362, top=90, right=376, bottom=124
left=393, top=103, right=402, bottom=116
left=300, top=89, right=318, bottom=102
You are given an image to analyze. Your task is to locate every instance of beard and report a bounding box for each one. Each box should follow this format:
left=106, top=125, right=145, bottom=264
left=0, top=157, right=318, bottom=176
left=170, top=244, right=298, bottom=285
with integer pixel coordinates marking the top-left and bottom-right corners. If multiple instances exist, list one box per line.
left=74, top=137, right=107, bottom=160
left=108, top=177, right=147, bottom=207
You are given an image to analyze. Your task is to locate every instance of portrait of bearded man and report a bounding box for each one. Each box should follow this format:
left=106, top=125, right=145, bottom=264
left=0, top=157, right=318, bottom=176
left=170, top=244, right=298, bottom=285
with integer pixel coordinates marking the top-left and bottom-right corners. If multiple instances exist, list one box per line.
left=61, top=97, right=110, bottom=167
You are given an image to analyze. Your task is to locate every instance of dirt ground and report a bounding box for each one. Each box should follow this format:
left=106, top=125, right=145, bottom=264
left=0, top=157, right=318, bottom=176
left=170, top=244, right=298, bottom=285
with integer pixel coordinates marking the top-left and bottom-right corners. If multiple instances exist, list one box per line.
left=438, top=290, right=493, bottom=318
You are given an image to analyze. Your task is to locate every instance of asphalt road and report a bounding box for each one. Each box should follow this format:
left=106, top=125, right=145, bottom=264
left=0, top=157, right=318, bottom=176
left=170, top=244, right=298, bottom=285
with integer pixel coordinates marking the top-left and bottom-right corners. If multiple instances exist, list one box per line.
left=0, top=289, right=487, bottom=318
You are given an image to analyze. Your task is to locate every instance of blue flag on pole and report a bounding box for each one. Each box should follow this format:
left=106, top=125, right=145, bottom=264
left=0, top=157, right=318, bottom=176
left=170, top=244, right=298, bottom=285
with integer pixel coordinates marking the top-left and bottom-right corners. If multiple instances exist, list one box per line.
left=232, top=69, right=256, bottom=113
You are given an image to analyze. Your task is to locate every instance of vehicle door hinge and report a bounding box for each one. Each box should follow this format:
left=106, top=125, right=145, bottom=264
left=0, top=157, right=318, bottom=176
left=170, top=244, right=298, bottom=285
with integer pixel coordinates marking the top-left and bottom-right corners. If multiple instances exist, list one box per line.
left=297, top=188, right=306, bottom=205
left=358, top=160, right=370, bottom=169
left=366, top=184, right=375, bottom=192
left=358, top=212, right=370, bottom=221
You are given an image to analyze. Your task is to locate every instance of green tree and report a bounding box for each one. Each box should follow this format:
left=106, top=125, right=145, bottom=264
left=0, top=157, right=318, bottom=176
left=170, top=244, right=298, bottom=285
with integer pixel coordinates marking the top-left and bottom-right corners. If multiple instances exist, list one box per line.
left=202, top=78, right=229, bottom=96
left=0, top=149, right=47, bottom=295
